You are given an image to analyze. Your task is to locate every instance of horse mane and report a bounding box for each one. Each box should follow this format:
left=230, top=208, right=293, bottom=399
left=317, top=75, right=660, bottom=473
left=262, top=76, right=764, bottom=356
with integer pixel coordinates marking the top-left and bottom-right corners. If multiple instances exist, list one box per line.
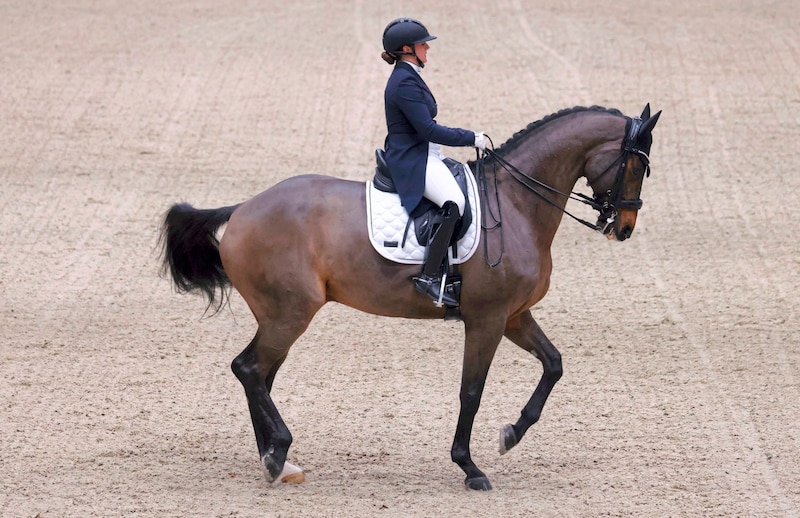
left=487, top=105, right=624, bottom=156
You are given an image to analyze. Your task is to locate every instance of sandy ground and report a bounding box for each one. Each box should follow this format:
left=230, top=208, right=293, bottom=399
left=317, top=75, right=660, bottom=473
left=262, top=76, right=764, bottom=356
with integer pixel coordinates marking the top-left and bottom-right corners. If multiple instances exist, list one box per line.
left=2, top=1, right=799, bottom=516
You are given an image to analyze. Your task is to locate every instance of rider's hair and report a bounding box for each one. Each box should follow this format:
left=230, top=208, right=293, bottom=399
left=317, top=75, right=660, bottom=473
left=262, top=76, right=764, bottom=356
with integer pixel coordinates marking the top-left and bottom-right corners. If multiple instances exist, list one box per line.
left=381, top=51, right=396, bottom=65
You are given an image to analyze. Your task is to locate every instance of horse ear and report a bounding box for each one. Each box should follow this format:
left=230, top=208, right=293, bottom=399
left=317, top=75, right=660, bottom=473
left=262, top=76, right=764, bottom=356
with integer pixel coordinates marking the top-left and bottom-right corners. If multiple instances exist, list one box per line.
left=641, top=103, right=651, bottom=120
left=639, top=110, right=661, bottom=136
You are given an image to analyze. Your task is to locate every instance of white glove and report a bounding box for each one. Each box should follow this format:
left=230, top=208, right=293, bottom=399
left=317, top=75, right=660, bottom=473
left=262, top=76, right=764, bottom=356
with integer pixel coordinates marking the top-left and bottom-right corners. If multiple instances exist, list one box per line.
left=473, top=131, right=487, bottom=150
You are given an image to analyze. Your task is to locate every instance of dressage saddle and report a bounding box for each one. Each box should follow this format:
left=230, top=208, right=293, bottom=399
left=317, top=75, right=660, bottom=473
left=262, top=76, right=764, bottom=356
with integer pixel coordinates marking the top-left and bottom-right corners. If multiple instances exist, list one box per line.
left=372, top=149, right=472, bottom=248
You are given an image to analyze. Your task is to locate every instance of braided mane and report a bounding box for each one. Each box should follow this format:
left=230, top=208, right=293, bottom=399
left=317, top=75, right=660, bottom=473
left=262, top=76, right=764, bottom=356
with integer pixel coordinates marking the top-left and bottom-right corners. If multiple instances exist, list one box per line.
left=490, top=105, right=624, bottom=155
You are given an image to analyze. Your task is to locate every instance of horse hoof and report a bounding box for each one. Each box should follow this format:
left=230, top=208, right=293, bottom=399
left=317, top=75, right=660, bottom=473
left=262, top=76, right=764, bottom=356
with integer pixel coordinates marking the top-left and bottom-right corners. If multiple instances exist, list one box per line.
left=271, top=461, right=306, bottom=486
left=465, top=476, right=493, bottom=491
left=499, top=423, right=518, bottom=455
left=261, top=455, right=305, bottom=485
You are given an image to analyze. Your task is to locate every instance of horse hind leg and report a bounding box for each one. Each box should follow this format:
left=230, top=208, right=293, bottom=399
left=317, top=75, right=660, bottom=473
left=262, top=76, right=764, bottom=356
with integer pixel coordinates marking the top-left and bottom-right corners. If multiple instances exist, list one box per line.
left=500, top=310, right=563, bottom=454
left=231, top=322, right=311, bottom=485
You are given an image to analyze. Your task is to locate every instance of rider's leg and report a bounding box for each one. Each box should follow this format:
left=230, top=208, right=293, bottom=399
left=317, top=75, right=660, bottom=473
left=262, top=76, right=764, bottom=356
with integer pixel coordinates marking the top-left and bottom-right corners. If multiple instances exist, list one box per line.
left=414, top=148, right=463, bottom=307
left=415, top=200, right=459, bottom=306
left=423, top=148, right=465, bottom=216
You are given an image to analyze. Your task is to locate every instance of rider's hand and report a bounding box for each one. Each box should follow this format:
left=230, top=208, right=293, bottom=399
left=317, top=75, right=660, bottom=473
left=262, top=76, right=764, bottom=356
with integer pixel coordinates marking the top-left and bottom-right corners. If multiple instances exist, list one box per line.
left=473, top=131, right=487, bottom=150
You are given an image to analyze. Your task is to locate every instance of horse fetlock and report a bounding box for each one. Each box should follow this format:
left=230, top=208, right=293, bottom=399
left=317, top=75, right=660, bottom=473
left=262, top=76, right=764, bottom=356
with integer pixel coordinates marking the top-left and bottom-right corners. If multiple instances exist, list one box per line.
left=499, top=423, right=518, bottom=455
left=260, top=453, right=284, bottom=483
left=450, top=445, right=471, bottom=467
left=274, top=431, right=293, bottom=451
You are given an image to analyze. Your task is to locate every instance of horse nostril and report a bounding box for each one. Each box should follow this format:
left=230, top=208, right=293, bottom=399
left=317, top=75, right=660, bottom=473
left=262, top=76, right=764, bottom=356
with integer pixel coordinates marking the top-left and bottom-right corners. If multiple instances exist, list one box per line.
left=620, top=226, right=633, bottom=240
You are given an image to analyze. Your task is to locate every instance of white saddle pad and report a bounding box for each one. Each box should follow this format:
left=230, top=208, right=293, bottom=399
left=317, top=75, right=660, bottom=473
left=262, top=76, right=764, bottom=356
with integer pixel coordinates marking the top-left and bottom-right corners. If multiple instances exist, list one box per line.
left=365, top=164, right=481, bottom=265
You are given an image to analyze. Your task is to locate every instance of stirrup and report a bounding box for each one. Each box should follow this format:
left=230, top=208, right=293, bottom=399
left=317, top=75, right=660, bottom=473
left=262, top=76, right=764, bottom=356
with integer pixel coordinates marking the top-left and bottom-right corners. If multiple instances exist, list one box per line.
left=414, top=273, right=459, bottom=307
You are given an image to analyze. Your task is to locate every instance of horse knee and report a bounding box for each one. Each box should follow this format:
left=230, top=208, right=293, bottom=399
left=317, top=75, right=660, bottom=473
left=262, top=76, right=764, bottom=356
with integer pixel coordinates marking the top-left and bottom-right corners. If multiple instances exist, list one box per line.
left=546, top=352, right=563, bottom=382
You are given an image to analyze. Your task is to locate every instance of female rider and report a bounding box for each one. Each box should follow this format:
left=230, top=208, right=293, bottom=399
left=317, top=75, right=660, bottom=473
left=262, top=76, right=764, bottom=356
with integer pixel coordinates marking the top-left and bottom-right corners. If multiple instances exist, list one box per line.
left=381, top=17, right=486, bottom=307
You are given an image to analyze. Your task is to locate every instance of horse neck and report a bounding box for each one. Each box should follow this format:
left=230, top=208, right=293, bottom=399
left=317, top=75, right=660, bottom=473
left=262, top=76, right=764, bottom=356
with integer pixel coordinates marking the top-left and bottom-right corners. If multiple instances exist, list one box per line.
left=491, top=112, right=625, bottom=244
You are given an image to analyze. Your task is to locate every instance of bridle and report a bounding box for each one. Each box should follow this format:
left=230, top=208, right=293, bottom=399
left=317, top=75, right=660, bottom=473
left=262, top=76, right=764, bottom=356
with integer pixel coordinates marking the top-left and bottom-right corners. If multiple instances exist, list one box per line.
left=479, top=115, right=651, bottom=236
left=588, top=116, right=651, bottom=234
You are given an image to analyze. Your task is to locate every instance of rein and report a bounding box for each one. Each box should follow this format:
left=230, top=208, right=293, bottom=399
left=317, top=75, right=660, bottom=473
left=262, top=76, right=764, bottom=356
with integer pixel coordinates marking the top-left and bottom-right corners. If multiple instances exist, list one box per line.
left=475, top=117, right=650, bottom=264
left=482, top=146, right=606, bottom=232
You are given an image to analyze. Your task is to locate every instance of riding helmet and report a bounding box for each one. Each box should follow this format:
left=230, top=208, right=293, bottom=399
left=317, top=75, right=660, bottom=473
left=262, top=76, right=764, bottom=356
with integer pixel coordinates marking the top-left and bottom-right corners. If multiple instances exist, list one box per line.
left=382, top=18, right=436, bottom=53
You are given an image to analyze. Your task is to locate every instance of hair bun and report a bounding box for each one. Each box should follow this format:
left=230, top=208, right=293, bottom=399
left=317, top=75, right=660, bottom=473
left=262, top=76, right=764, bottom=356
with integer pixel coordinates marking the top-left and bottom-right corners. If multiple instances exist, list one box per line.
left=381, top=51, right=396, bottom=65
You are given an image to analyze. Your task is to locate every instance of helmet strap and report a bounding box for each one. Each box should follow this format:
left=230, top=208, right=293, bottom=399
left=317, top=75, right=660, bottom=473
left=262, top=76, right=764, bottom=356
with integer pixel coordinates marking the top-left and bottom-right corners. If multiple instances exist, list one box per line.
left=413, top=46, right=424, bottom=68
left=398, top=45, right=424, bottom=68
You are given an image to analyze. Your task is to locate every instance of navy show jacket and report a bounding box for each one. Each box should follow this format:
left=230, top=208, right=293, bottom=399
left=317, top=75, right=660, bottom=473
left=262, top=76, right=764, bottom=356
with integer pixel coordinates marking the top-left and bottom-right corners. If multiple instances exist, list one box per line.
left=383, top=61, right=475, bottom=214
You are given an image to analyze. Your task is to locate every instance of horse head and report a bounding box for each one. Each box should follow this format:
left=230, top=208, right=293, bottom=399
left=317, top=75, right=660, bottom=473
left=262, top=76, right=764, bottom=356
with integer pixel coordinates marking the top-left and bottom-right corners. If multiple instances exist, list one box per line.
left=584, top=104, right=661, bottom=241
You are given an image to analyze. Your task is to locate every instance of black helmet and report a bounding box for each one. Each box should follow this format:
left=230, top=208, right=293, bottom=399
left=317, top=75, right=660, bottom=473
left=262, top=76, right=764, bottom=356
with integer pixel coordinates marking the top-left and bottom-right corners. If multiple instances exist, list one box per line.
left=382, top=18, right=436, bottom=53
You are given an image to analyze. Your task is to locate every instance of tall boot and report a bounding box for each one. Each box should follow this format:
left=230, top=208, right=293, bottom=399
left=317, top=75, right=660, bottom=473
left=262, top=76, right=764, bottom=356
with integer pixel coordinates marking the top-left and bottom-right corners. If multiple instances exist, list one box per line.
left=414, top=201, right=459, bottom=307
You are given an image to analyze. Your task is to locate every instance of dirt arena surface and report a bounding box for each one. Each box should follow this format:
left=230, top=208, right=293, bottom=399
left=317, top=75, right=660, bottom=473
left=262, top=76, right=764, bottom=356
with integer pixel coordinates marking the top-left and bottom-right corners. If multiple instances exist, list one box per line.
left=2, top=1, right=798, bottom=516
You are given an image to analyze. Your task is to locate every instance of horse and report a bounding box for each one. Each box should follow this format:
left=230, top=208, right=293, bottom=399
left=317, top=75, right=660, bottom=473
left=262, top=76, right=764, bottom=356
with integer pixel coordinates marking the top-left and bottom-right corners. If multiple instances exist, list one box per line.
left=159, top=104, right=661, bottom=490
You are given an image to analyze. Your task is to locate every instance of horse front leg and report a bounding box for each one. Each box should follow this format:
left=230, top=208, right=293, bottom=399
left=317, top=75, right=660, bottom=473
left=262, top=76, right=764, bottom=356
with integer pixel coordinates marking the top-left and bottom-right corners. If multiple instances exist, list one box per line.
left=499, top=310, right=563, bottom=454
left=451, top=321, right=504, bottom=490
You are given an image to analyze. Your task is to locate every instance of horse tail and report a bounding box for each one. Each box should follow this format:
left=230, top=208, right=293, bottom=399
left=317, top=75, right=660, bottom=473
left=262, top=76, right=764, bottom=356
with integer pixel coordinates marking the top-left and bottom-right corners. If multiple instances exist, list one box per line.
left=159, top=202, right=240, bottom=315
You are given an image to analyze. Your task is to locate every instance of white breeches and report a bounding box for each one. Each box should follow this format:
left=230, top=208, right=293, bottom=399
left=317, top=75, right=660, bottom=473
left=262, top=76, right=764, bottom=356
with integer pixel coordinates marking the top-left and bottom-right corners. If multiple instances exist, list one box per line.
left=424, top=143, right=465, bottom=216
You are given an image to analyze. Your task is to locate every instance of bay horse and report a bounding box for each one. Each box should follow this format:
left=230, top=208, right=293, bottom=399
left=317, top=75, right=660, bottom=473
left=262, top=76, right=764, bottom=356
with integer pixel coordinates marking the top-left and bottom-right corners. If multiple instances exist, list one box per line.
left=159, top=104, right=661, bottom=490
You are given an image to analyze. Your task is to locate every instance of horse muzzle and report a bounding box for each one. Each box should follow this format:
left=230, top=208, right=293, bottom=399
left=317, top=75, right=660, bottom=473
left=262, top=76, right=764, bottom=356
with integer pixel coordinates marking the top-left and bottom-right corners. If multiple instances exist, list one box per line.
left=601, top=208, right=639, bottom=241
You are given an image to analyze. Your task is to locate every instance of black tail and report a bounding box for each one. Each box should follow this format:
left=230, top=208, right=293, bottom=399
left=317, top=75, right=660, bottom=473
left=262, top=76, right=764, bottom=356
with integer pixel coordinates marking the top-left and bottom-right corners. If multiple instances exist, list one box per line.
left=158, top=202, right=240, bottom=315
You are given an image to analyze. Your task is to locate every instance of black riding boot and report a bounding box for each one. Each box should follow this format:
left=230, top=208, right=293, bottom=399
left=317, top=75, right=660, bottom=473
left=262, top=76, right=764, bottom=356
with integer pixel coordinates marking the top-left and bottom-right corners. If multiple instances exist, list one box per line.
left=414, top=201, right=459, bottom=307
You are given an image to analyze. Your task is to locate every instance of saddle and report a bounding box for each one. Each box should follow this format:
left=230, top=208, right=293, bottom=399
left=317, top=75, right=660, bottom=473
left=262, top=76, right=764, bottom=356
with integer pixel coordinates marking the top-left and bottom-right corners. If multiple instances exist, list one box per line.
left=373, top=149, right=473, bottom=247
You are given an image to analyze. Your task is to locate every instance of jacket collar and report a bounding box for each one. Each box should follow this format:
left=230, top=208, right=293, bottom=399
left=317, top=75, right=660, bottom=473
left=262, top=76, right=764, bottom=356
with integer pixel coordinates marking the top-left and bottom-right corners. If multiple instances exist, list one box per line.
left=397, top=60, right=422, bottom=75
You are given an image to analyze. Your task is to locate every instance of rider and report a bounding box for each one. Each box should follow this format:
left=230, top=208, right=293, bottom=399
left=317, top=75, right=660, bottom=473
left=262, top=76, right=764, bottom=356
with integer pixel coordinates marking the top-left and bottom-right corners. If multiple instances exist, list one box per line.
left=381, top=17, right=486, bottom=307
